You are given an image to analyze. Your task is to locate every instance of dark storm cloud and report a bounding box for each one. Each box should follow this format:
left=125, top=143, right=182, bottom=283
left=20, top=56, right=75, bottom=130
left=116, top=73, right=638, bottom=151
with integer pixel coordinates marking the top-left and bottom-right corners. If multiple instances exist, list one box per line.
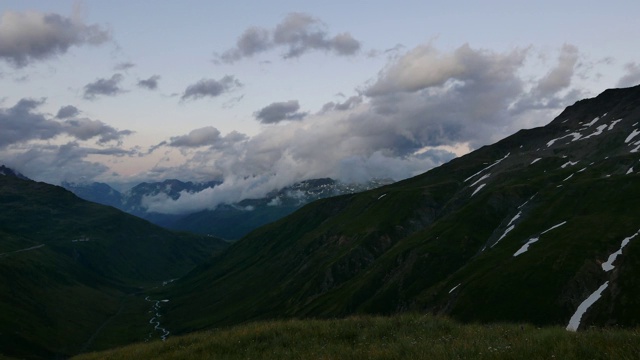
left=0, top=10, right=110, bottom=68
left=254, top=100, right=307, bottom=124
left=181, top=76, right=242, bottom=101
left=55, top=105, right=80, bottom=119
left=0, top=98, right=132, bottom=148
left=137, top=75, right=160, bottom=90
left=83, top=74, right=125, bottom=100
left=219, top=12, right=361, bottom=63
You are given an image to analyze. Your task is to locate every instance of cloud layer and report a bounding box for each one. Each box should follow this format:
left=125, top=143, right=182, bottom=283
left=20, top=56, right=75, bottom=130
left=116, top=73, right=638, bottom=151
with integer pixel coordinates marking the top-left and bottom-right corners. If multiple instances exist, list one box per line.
left=143, top=43, right=587, bottom=214
left=0, top=10, right=109, bottom=67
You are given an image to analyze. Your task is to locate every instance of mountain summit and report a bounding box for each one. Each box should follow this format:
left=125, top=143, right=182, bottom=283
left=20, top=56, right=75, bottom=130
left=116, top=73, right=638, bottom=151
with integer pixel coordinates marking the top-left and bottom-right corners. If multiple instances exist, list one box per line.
left=161, top=85, right=640, bottom=333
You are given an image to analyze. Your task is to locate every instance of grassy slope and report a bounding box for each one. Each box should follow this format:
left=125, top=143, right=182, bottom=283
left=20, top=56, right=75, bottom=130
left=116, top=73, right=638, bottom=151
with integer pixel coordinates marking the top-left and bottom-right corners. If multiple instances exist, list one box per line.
left=73, top=314, right=640, bottom=360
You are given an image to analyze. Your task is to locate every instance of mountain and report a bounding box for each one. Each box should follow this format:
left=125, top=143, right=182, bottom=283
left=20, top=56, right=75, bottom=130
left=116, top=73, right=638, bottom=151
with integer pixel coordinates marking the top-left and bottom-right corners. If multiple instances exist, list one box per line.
left=0, top=174, right=228, bottom=358
left=0, top=164, right=29, bottom=180
left=158, top=85, right=640, bottom=334
left=63, top=177, right=390, bottom=240
left=61, top=181, right=124, bottom=209
left=169, top=178, right=392, bottom=239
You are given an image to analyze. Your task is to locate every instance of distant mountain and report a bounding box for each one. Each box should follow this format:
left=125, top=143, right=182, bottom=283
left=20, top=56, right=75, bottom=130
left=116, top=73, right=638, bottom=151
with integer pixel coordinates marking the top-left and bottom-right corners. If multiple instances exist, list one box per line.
left=0, top=175, right=227, bottom=358
left=160, top=85, right=640, bottom=334
left=63, top=177, right=390, bottom=240
left=61, top=181, right=124, bottom=209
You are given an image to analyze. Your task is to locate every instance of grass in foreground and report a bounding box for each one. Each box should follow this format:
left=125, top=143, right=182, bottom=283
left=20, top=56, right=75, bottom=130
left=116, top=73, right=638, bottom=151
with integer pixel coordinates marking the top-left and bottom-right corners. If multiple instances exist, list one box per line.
left=73, top=314, right=640, bottom=360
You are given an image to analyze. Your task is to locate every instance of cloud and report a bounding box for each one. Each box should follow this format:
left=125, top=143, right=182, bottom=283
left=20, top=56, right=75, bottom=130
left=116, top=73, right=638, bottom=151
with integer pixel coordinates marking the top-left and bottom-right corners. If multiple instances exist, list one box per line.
left=1, top=141, right=134, bottom=184
left=533, top=44, right=579, bottom=96
left=142, top=43, right=591, bottom=215
left=320, top=95, right=362, bottom=113
left=0, top=98, right=132, bottom=148
left=63, top=118, right=133, bottom=144
left=114, top=62, right=135, bottom=71
left=56, top=105, right=80, bottom=119
left=219, top=12, right=361, bottom=63
left=83, top=74, right=125, bottom=99
left=254, top=100, right=307, bottom=124
left=617, top=62, right=640, bottom=88
left=0, top=10, right=110, bottom=67
left=0, top=98, right=61, bottom=147
left=181, top=75, right=242, bottom=101
left=137, top=75, right=160, bottom=90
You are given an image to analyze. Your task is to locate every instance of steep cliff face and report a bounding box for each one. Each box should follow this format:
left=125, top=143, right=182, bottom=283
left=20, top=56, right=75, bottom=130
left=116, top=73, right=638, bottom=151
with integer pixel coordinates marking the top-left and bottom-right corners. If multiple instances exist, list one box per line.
left=163, top=85, right=640, bottom=332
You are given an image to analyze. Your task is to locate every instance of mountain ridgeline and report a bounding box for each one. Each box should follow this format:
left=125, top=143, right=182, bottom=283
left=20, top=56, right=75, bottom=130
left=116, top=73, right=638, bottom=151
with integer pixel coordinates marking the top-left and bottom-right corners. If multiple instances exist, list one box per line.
left=159, top=85, right=640, bottom=334
left=63, top=178, right=390, bottom=239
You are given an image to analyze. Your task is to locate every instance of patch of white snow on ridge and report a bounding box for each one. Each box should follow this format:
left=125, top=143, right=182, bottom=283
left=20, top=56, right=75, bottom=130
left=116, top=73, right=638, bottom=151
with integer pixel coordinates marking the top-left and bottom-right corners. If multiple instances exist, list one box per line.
left=627, top=167, right=634, bottom=175
left=470, top=184, right=486, bottom=197
left=464, top=153, right=510, bottom=183
left=561, top=161, right=578, bottom=169
left=631, top=140, right=640, bottom=153
left=531, top=158, right=542, bottom=165
left=563, top=174, right=574, bottom=182
left=583, top=117, right=600, bottom=127
left=566, top=281, right=609, bottom=331
left=513, top=237, right=539, bottom=257
left=377, top=194, right=387, bottom=200
left=547, top=133, right=582, bottom=147
left=470, top=173, right=491, bottom=188
left=602, top=230, right=640, bottom=272
left=608, top=119, right=622, bottom=130
left=577, top=167, right=587, bottom=173
left=581, top=124, right=608, bottom=140
left=449, top=283, right=461, bottom=293
left=512, top=221, right=566, bottom=256
left=541, top=221, right=567, bottom=235
left=625, top=129, right=640, bottom=143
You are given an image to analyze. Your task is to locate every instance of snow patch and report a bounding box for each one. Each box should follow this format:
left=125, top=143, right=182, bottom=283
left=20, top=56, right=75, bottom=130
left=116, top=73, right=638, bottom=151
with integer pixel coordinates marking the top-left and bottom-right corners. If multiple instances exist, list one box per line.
left=583, top=117, right=600, bottom=127
left=513, top=237, right=539, bottom=257
left=581, top=124, right=608, bottom=140
left=541, top=221, right=567, bottom=234
left=470, top=183, right=486, bottom=197
left=449, top=283, right=461, bottom=294
left=627, top=167, right=634, bottom=175
left=625, top=129, right=640, bottom=143
left=547, top=133, right=582, bottom=147
left=563, top=174, right=574, bottom=182
left=377, top=194, right=387, bottom=200
left=602, top=230, right=640, bottom=272
left=561, top=161, right=578, bottom=169
left=566, top=281, right=609, bottom=331
left=531, top=158, right=541, bottom=165
left=469, top=173, right=490, bottom=188
left=607, top=119, right=622, bottom=130
left=464, top=153, right=510, bottom=182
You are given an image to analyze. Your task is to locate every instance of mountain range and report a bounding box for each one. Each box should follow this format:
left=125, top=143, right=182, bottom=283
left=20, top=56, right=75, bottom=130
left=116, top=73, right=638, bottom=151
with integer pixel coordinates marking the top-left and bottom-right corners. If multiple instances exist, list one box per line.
left=1, top=85, right=640, bottom=358
left=62, top=178, right=390, bottom=239
left=157, top=85, right=640, bottom=334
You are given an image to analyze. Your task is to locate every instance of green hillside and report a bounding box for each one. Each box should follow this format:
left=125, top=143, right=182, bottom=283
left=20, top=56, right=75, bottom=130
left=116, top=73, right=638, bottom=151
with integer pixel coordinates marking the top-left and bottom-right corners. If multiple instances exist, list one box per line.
left=159, top=85, right=640, bottom=334
left=73, top=314, right=640, bottom=360
left=0, top=176, right=228, bottom=358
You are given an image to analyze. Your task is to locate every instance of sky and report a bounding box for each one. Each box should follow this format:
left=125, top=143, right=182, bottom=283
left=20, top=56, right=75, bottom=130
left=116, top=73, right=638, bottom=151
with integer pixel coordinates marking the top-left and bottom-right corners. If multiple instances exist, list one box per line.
left=1, top=1, right=639, bottom=213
